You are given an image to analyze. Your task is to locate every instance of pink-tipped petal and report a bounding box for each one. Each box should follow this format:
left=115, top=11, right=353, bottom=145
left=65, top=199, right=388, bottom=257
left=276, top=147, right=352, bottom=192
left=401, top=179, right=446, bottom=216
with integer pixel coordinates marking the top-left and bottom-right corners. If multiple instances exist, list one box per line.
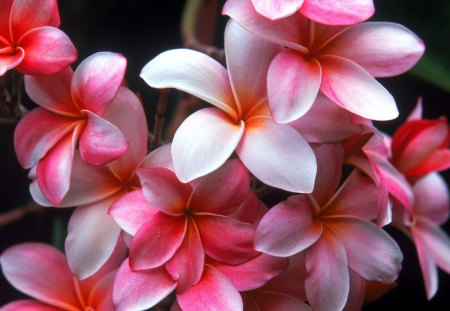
left=0, top=47, right=24, bottom=75
left=319, top=55, right=398, bottom=120
left=172, top=108, right=245, bottom=182
left=236, top=116, right=317, bottom=193
left=0, top=243, right=80, bottom=310
left=408, top=149, right=450, bottom=178
left=141, top=49, right=238, bottom=118
left=130, top=212, right=187, bottom=270
left=71, top=52, right=126, bottom=115
left=0, top=300, right=62, bottom=311
left=16, top=27, right=76, bottom=76
left=299, top=0, right=374, bottom=25
left=251, top=0, right=303, bottom=20
left=79, top=110, right=128, bottom=166
left=113, top=259, right=177, bottom=311
left=268, top=50, right=321, bottom=123
left=413, top=173, right=449, bottom=224
left=65, top=196, right=122, bottom=279
left=323, top=22, right=424, bottom=77
left=177, top=265, right=243, bottom=311
left=255, top=196, right=322, bottom=257
left=407, top=98, right=423, bottom=121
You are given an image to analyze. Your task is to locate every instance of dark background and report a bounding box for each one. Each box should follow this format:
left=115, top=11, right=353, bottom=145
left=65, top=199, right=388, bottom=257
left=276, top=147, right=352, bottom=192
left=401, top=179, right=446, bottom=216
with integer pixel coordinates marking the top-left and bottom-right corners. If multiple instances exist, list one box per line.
left=1, top=0, right=450, bottom=309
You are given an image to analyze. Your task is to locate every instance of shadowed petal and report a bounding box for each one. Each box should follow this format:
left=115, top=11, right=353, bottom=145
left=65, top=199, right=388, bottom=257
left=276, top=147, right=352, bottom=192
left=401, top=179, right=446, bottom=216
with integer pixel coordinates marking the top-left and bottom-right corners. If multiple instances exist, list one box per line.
left=413, top=173, right=449, bottom=224
left=0, top=0, right=13, bottom=37
left=0, top=47, right=24, bottom=75
left=251, top=0, right=303, bottom=20
left=248, top=291, right=312, bottom=311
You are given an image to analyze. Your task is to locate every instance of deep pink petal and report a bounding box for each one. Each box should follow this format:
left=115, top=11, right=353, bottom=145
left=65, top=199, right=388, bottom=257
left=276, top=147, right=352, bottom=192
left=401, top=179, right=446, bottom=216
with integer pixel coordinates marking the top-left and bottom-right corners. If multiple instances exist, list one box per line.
left=172, top=108, right=245, bottom=182
left=130, top=212, right=187, bottom=270
left=0, top=0, right=13, bottom=38
left=0, top=243, right=80, bottom=309
left=78, top=110, right=128, bottom=166
left=413, top=173, right=449, bottom=224
left=247, top=291, right=312, bottom=311
left=305, top=229, right=349, bottom=311
left=71, top=52, right=126, bottom=115
left=113, top=259, right=177, bottom=311
left=177, top=265, right=243, bottom=311
left=137, top=167, right=192, bottom=215
left=268, top=50, right=321, bottom=123
left=65, top=195, right=122, bottom=279
left=16, top=27, right=76, bottom=75
left=255, top=195, right=322, bottom=257
left=319, top=55, right=398, bottom=120
left=323, top=216, right=403, bottom=283
left=189, top=159, right=250, bottom=215
left=300, top=0, right=374, bottom=25
left=0, top=47, right=24, bottom=75
left=0, top=300, right=62, bottom=311
left=195, top=215, right=257, bottom=265
left=228, top=190, right=268, bottom=226
left=344, top=269, right=366, bottom=311
left=322, top=22, right=424, bottom=77
left=109, top=190, right=158, bottom=236
left=236, top=116, right=317, bottom=193
left=251, top=0, right=303, bottom=20
left=408, top=149, right=450, bottom=178
left=140, top=49, right=238, bottom=118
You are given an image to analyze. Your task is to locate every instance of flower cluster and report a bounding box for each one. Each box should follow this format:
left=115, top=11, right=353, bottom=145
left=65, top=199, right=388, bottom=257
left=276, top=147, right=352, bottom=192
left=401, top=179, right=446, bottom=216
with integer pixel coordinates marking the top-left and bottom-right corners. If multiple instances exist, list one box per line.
left=1, top=0, right=449, bottom=310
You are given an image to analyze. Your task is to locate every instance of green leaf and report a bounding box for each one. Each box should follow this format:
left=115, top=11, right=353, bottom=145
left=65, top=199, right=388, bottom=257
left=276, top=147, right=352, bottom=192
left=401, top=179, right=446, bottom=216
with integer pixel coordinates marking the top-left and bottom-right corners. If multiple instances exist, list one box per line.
left=410, top=54, right=450, bottom=93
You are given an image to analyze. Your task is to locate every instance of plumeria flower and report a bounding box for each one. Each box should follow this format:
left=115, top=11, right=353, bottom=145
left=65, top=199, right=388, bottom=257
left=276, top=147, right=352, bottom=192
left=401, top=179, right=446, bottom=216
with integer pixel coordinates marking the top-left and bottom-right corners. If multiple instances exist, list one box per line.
left=140, top=20, right=317, bottom=193
left=392, top=173, right=450, bottom=299
left=14, top=52, right=128, bottom=205
left=0, top=242, right=126, bottom=310
left=254, top=144, right=403, bottom=311
left=0, top=0, right=77, bottom=76
left=250, top=0, right=374, bottom=24
left=223, top=0, right=425, bottom=123
left=29, top=85, right=147, bottom=279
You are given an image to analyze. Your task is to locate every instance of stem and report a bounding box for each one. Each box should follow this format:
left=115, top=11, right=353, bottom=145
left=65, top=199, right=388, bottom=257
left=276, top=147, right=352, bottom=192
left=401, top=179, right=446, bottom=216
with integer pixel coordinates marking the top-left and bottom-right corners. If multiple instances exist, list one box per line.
left=150, top=89, right=169, bottom=150
left=0, top=202, right=42, bottom=227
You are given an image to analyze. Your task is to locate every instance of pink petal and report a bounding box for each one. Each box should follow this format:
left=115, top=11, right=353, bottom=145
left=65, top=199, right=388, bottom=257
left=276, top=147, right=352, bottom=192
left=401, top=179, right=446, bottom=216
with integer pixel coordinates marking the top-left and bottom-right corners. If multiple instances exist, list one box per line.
left=413, top=173, right=449, bottom=224
left=130, top=212, right=187, bottom=270
left=236, top=116, right=316, bottom=193
left=344, top=269, right=366, bottom=311
left=407, top=98, right=423, bottom=121
left=299, top=0, right=374, bottom=25
left=109, top=190, right=158, bottom=236
left=248, top=291, right=312, bottom=311
left=322, top=22, right=424, bottom=77
left=113, top=259, right=177, bottom=311
left=24, top=68, right=78, bottom=116
left=251, top=0, right=303, bottom=20
left=228, top=190, right=268, bottom=226
left=323, top=216, right=403, bottom=283
left=172, top=108, right=245, bottom=182
left=14, top=107, right=78, bottom=169
left=79, top=110, right=128, bottom=166
left=195, top=214, right=257, bottom=265
left=166, top=220, right=205, bottom=293
left=65, top=195, right=122, bottom=279
left=408, top=149, right=450, bottom=178
left=305, top=229, right=349, bottom=311
left=71, top=52, right=126, bottom=115
left=140, top=49, right=238, bottom=119
left=137, top=167, right=192, bottom=216
left=16, top=26, right=77, bottom=75
left=255, top=195, right=322, bottom=257
left=0, top=300, right=62, bottom=311
left=319, top=55, right=398, bottom=120
left=0, top=47, right=24, bottom=75
left=177, top=265, right=243, bottom=311
left=84, top=271, right=116, bottom=310
left=268, top=50, right=321, bottom=123
left=224, top=20, right=279, bottom=117
left=140, top=143, right=173, bottom=170
left=0, top=0, right=13, bottom=38
left=189, top=159, right=250, bottom=215
left=0, top=243, right=80, bottom=309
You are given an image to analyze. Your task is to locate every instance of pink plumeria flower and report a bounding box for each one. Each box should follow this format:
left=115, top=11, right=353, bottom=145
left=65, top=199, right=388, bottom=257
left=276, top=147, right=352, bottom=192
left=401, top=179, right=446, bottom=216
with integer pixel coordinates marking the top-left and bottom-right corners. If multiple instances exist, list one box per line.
left=29, top=86, right=147, bottom=279
left=393, top=173, right=450, bottom=300
left=254, top=144, right=403, bottom=311
left=0, top=0, right=77, bottom=76
left=223, top=0, right=425, bottom=123
left=0, top=242, right=126, bottom=311
left=140, top=20, right=316, bottom=193
left=250, top=0, right=374, bottom=24
left=14, top=52, right=128, bottom=205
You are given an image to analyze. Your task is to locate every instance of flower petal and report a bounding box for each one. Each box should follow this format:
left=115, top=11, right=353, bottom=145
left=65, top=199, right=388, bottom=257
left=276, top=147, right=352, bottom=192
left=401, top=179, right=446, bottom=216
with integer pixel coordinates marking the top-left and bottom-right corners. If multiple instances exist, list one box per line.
left=172, top=108, right=245, bottom=182
left=71, top=52, right=126, bottom=115
left=413, top=173, right=449, bottom=224
left=0, top=47, right=24, bottom=76
left=248, top=291, right=312, bottom=311
left=236, top=116, right=317, bottom=193
left=0, top=0, right=13, bottom=38
left=141, top=49, right=238, bottom=118
left=140, top=143, right=173, bottom=170
left=268, top=50, right=321, bottom=123
left=0, top=300, right=62, bottom=311
left=251, top=0, right=303, bottom=20
left=319, top=55, right=398, bottom=120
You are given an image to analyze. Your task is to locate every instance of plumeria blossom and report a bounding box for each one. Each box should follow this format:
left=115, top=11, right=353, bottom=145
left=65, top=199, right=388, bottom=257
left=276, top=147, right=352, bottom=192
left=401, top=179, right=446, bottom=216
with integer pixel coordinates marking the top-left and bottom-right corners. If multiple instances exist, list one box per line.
left=140, top=20, right=317, bottom=193
left=29, top=85, right=147, bottom=279
left=392, top=173, right=450, bottom=299
left=254, top=144, right=403, bottom=311
left=0, top=242, right=126, bottom=310
left=0, top=0, right=77, bottom=76
left=250, top=0, right=374, bottom=25
left=14, top=52, right=128, bottom=205
left=223, top=0, right=425, bottom=123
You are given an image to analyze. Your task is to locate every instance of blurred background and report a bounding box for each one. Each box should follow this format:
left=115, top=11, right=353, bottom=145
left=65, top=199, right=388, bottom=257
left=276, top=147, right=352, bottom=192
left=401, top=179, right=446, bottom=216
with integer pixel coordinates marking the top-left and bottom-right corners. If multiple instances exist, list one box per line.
left=1, top=0, right=449, bottom=309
